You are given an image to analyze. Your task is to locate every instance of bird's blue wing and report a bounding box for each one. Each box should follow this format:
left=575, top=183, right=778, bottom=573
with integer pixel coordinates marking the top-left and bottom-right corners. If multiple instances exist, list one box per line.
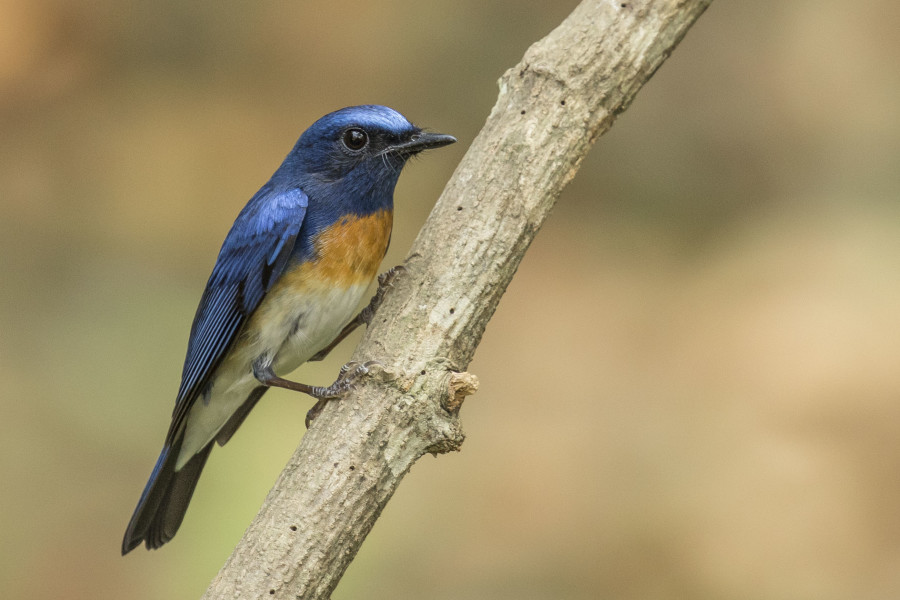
left=166, top=186, right=308, bottom=441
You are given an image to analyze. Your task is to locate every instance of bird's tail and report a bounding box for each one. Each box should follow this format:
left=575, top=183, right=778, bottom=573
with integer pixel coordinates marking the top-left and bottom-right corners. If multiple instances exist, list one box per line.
left=121, top=435, right=213, bottom=554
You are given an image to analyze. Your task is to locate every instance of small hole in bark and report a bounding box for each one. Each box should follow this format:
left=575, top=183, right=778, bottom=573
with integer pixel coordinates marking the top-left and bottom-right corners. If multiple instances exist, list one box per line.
left=560, top=99, right=566, bottom=106
left=420, top=370, right=426, bottom=375
left=457, top=206, right=463, bottom=211
left=269, top=590, right=275, bottom=595
left=290, top=525, right=297, bottom=531
left=349, top=465, right=355, bottom=471
left=520, top=110, right=526, bottom=115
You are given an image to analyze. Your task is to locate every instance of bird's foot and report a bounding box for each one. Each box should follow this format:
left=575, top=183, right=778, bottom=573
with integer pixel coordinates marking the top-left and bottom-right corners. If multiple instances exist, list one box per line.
left=359, top=265, right=406, bottom=326
left=305, top=360, right=382, bottom=427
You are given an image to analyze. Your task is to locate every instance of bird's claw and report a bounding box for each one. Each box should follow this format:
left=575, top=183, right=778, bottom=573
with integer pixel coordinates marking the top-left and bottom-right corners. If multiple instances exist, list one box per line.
left=377, top=264, right=406, bottom=289
left=305, top=361, right=383, bottom=427
left=360, top=265, right=406, bottom=325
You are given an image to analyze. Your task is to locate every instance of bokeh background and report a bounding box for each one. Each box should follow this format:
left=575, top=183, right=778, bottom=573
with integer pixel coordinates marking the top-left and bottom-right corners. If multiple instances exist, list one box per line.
left=2, top=1, right=899, bottom=598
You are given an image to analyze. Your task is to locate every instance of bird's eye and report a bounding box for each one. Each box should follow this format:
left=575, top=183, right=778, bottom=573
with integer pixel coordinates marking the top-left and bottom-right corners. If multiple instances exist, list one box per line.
left=342, top=128, right=368, bottom=151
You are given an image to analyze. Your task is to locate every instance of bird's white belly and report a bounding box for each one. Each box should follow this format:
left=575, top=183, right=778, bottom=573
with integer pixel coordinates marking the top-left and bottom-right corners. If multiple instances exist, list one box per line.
left=271, top=282, right=370, bottom=375
left=176, top=282, right=370, bottom=469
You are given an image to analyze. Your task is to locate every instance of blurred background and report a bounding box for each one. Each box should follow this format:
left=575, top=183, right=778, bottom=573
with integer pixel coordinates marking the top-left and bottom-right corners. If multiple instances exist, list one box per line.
left=2, top=1, right=899, bottom=598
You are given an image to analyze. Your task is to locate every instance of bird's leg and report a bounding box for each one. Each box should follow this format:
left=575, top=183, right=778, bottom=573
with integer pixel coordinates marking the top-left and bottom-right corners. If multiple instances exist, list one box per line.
left=308, top=265, right=406, bottom=362
left=262, top=265, right=402, bottom=425
left=252, top=359, right=382, bottom=428
left=358, top=265, right=405, bottom=325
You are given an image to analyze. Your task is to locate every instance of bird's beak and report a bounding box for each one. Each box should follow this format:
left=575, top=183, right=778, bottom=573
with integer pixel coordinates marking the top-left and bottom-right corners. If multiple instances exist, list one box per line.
left=391, top=131, right=457, bottom=155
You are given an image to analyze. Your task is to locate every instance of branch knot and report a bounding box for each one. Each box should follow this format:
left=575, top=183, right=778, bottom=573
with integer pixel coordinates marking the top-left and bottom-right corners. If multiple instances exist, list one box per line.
left=445, top=371, right=479, bottom=413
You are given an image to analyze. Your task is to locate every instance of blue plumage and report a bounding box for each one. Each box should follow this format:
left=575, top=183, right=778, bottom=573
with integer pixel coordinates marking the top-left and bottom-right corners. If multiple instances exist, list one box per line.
left=172, top=186, right=308, bottom=433
left=122, top=105, right=455, bottom=554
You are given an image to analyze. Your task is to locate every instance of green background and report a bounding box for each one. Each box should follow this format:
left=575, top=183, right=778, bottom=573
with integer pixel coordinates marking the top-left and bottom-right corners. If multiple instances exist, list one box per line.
left=2, top=1, right=899, bottom=598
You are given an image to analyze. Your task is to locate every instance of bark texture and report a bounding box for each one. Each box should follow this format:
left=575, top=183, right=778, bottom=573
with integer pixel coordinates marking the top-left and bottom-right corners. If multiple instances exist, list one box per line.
left=202, top=0, right=713, bottom=597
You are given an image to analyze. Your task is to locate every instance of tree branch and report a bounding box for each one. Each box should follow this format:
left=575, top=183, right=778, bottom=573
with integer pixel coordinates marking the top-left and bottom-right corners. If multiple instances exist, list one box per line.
left=201, top=0, right=712, bottom=597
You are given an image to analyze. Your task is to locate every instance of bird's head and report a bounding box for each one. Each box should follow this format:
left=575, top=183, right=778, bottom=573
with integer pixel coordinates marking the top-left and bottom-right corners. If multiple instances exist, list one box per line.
left=282, top=105, right=456, bottom=198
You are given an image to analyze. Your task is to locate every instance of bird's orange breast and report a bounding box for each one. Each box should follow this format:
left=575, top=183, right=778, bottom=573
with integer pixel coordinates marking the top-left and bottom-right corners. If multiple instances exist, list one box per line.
left=241, top=208, right=393, bottom=350
left=303, top=209, right=393, bottom=287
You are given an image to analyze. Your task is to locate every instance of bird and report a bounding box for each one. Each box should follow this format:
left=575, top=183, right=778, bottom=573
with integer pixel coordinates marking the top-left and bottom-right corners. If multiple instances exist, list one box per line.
left=122, top=105, right=456, bottom=554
